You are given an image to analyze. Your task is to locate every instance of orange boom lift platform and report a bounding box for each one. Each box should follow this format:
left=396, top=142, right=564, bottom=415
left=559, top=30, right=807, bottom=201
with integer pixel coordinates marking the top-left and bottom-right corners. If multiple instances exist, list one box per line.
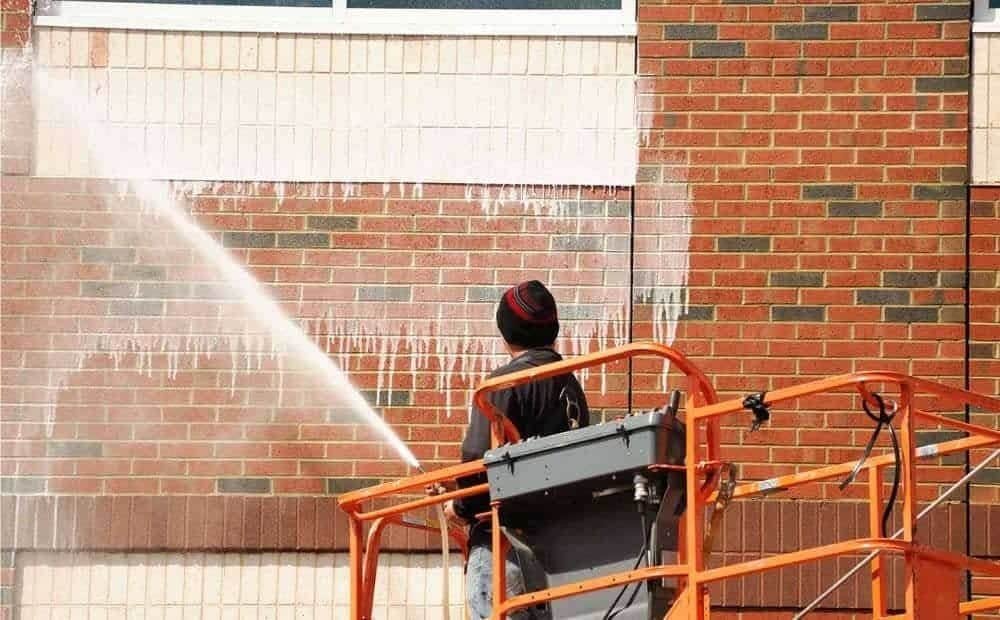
left=338, top=342, right=1000, bottom=620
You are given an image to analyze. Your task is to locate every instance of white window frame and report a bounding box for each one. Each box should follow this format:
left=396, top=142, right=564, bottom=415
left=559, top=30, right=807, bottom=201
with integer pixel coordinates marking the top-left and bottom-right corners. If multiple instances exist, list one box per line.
left=974, top=0, right=1000, bottom=32
left=34, top=0, right=636, bottom=36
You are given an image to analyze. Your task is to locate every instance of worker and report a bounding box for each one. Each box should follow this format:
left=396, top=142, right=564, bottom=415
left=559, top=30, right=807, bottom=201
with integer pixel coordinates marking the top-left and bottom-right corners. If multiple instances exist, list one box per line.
left=443, top=280, right=590, bottom=620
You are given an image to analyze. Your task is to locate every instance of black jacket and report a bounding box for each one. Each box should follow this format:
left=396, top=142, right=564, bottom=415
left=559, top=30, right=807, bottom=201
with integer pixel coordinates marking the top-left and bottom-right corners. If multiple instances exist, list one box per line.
left=453, top=347, right=589, bottom=548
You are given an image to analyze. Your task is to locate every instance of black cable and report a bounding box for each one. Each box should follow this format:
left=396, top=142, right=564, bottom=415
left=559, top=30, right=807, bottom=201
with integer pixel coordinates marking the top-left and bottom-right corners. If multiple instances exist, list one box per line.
left=839, top=393, right=901, bottom=537
left=603, top=510, right=649, bottom=620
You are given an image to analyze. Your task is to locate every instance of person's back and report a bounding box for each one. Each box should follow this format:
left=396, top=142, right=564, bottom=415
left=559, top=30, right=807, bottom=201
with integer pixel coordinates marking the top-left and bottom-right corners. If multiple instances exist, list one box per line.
left=444, top=281, right=589, bottom=620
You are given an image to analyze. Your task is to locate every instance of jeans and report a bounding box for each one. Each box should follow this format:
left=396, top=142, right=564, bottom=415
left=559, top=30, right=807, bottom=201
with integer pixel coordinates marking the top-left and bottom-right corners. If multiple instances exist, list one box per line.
left=465, top=545, right=534, bottom=620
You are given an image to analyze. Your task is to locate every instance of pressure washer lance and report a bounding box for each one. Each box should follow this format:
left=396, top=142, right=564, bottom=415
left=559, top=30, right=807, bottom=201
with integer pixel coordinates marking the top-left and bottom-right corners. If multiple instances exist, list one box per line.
left=420, top=465, right=452, bottom=620
left=793, top=447, right=1000, bottom=619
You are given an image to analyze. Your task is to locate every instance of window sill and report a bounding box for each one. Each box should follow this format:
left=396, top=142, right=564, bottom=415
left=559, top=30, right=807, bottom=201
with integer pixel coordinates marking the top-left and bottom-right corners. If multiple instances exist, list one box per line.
left=34, top=2, right=637, bottom=36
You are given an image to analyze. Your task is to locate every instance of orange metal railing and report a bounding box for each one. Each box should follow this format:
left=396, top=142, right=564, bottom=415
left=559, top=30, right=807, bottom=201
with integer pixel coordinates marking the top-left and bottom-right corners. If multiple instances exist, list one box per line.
left=337, top=342, right=1000, bottom=620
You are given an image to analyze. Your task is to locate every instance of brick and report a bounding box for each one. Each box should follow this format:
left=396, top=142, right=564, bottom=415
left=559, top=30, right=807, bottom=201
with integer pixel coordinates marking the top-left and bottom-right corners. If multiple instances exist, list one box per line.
left=326, top=477, right=382, bottom=495
left=0, top=477, right=44, bottom=494
left=81, top=281, right=134, bottom=297
left=361, top=390, right=411, bottom=407
left=970, top=343, right=996, bottom=359
left=857, top=290, right=910, bottom=305
left=46, top=441, right=102, bottom=457
left=222, top=232, right=275, bottom=248
left=680, top=306, right=715, bottom=320
left=307, top=215, right=359, bottom=231
left=110, top=300, right=164, bottom=316
left=884, top=272, right=938, bottom=287
left=769, top=272, right=824, bottom=287
left=466, top=286, right=506, bottom=302
left=277, top=233, right=330, bottom=248
left=915, top=4, right=969, bottom=21
left=804, top=6, right=858, bottom=21
left=357, top=286, right=410, bottom=301
left=939, top=271, right=966, bottom=288
left=914, top=184, right=965, bottom=200
left=828, top=202, right=882, bottom=217
left=775, top=24, right=828, bottom=40
left=137, top=283, right=192, bottom=299
left=915, top=77, right=969, bottom=94
left=803, top=184, right=855, bottom=200
left=552, top=236, right=604, bottom=251
left=772, top=306, right=825, bottom=322
left=81, top=247, right=135, bottom=263
left=718, top=237, right=771, bottom=252
left=560, top=305, right=604, bottom=320
left=217, top=478, right=271, bottom=494
left=112, top=264, right=166, bottom=280
left=885, top=307, right=939, bottom=323
left=665, top=25, right=718, bottom=40
left=693, top=42, right=745, bottom=58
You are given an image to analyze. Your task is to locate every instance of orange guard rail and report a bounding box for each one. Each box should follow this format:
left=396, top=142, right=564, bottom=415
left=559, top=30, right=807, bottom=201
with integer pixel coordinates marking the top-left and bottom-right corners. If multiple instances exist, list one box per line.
left=337, top=342, right=1000, bottom=620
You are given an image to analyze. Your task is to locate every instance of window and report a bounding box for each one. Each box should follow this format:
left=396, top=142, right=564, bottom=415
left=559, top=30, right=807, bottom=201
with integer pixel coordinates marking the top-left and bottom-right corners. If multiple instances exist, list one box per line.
left=974, top=0, right=1000, bottom=30
left=35, top=0, right=635, bottom=36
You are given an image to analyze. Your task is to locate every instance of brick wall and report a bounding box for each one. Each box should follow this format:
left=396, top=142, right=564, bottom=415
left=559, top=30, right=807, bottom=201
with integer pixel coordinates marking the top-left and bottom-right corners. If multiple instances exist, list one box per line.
left=2, top=0, right=999, bottom=615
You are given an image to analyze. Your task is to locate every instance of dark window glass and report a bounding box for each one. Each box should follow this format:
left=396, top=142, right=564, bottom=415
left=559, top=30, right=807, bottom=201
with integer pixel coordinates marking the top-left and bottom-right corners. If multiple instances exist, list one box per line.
left=348, top=0, right=620, bottom=9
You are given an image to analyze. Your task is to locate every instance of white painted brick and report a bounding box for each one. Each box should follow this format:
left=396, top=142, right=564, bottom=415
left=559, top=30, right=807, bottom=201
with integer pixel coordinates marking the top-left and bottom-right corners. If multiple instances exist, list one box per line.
left=144, top=69, right=165, bottom=123
left=238, top=554, right=259, bottom=604
left=35, top=27, right=52, bottom=65
left=580, top=39, right=600, bottom=74
left=616, top=76, right=635, bottom=129
left=456, top=37, right=475, bottom=74
left=164, top=32, right=183, bottom=69
left=474, top=37, right=492, bottom=73
left=201, top=71, right=222, bottom=123
left=311, top=128, right=332, bottom=179
left=296, top=35, right=314, bottom=72
left=348, top=75, right=366, bottom=127
left=108, top=69, right=127, bottom=122
left=330, top=75, right=350, bottom=127
left=557, top=76, right=580, bottom=129
left=509, top=37, right=528, bottom=74
left=527, top=38, right=546, bottom=75
left=201, top=124, right=220, bottom=173
left=544, top=39, right=563, bottom=74
left=276, top=553, right=298, bottom=605
left=88, top=558, right=109, bottom=604
left=295, top=553, right=317, bottom=604
left=258, top=33, right=277, bottom=71
left=295, top=73, right=314, bottom=124
left=990, top=35, right=1000, bottom=75
left=544, top=76, right=563, bottom=128
left=49, top=28, right=71, bottom=67
left=350, top=36, right=368, bottom=72
left=183, top=71, right=203, bottom=124
left=349, top=127, right=369, bottom=179
left=145, top=32, right=164, bottom=68
left=221, top=71, right=241, bottom=123
left=163, top=70, right=184, bottom=123
left=331, top=129, right=350, bottom=177
left=563, top=38, right=581, bottom=74
left=276, top=34, right=296, bottom=71
left=331, top=37, right=350, bottom=72
left=434, top=37, right=454, bottom=74
left=203, top=33, right=221, bottom=69
left=598, top=39, right=618, bottom=74
left=990, top=74, right=1000, bottom=127
left=183, top=33, right=201, bottom=69
left=240, top=73, right=260, bottom=123
left=491, top=38, right=510, bottom=74
left=332, top=556, right=350, bottom=608
left=69, top=29, right=88, bottom=67
left=125, top=32, right=145, bottom=67
left=222, top=553, right=242, bottom=605
left=367, top=74, right=386, bottom=126
left=127, top=68, right=147, bottom=123
left=314, top=37, right=331, bottom=73
left=616, top=39, right=633, bottom=74
left=971, top=127, right=988, bottom=183
left=164, top=554, right=186, bottom=605
left=989, top=128, right=1000, bottom=181
left=201, top=557, right=223, bottom=604
left=146, top=123, right=166, bottom=176
left=276, top=607, right=294, bottom=620
left=973, top=74, right=989, bottom=128
left=313, top=74, right=331, bottom=126
left=107, top=556, right=128, bottom=604
left=507, top=76, right=526, bottom=127
left=145, top=554, right=167, bottom=604
left=221, top=33, right=241, bottom=70
left=69, top=606, right=87, bottom=620
left=385, top=36, right=404, bottom=73
left=314, top=554, right=335, bottom=606
left=107, top=30, right=126, bottom=66
left=256, top=125, right=275, bottom=179
left=367, top=36, right=385, bottom=72
left=421, top=38, right=439, bottom=72
left=240, top=33, right=259, bottom=70
left=973, top=34, right=989, bottom=74
left=404, top=38, right=422, bottom=73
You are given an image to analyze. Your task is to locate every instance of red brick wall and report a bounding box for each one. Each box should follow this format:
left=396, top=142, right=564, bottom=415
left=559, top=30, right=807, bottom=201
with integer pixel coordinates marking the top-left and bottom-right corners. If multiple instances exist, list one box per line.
left=2, top=0, right=999, bottom=615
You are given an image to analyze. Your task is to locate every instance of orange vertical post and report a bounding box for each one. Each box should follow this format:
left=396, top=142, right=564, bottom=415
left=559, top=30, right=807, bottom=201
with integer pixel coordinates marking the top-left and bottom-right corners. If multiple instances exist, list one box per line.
left=683, top=397, right=707, bottom=620
left=910, top=555, right=963, bottom=618
left=897, top=386, right=920, bottom=616
left=491, top=503, right=507, bottom=620
left=868, top=464, right=888, bottom=620
left=349, top=516, right=365, bottom=620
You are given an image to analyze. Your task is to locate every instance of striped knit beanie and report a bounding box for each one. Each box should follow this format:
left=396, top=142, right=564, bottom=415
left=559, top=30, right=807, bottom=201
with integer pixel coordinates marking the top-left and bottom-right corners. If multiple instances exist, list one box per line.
left=496, top=280, right=559, bottom=349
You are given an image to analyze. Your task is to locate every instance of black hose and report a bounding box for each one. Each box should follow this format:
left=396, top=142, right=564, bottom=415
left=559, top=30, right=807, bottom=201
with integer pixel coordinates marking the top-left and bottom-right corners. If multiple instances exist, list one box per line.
left=603, top=510, right=650, bottom=620
left=839, top=393, right=901, bottom=537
